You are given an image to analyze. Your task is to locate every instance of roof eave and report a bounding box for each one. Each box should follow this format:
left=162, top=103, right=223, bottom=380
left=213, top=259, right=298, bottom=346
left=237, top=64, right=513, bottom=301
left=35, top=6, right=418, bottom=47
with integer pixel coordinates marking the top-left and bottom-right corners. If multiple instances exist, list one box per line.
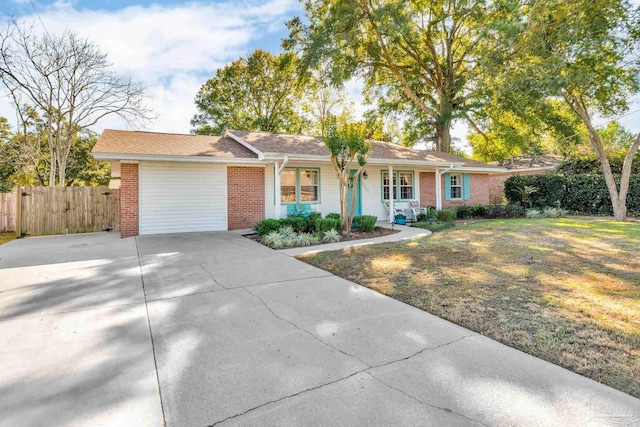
left=92, top=152, right=263, bottom=163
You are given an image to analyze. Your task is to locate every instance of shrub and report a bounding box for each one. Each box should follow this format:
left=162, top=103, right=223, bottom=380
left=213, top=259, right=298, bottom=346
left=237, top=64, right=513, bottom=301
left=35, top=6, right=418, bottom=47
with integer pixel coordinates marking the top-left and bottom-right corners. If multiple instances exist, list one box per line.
left=471, top=203, right=488, bottom=217
left=280, top=216, right=306, bottom=233
left=303, top=212, right=322, bottom=233
left=321, top=229, right=342, bottom=243
left=315, top=218, right=340, bottom=233
left=424, top=206, right=437, bottom=218
left=325, top=213, right=341, bottom=220
left=488, top=204, right=525, bottom=218
left=416, top=212, right=428, bottom=222
left=353, top=215, right=377, bottom=232
left=542, top=207, right=568, bottom=218
left=436, top=209, right=456, bottom=222
left=296, top=233, right=320, bottom=246
left=412, top=221, right=454, bottom=232
left=526, top=209, right=543, bottom=219
left=455, top=205, right=474, bottom=219
left=262, top=230, right=284, bottom=248
left=255, top=218, right=282, bottom=236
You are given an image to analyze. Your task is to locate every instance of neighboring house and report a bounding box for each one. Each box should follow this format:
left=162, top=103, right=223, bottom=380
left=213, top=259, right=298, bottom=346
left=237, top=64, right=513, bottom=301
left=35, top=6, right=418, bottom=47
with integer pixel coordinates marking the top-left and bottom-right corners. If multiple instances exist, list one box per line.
left=488, top=155, right=562, bottom=204
left=92, top=129, right=508, bottom=237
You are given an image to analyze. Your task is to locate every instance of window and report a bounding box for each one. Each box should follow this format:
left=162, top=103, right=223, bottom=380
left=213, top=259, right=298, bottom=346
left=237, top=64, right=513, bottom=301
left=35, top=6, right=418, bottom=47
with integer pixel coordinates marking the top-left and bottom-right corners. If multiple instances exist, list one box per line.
left=450, top=174, right=462, bottom=200
left=382, top=171, right=414, bottom=200
left=280, top=168, right=320, bottom=203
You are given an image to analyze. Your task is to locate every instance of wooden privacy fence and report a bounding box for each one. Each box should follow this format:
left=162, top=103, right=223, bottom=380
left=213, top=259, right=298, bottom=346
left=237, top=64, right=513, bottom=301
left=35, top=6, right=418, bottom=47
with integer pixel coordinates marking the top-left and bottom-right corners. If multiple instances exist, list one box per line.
left=0, top=192, right=17, bottom=232
left=17, top=186, right=120, bottom=237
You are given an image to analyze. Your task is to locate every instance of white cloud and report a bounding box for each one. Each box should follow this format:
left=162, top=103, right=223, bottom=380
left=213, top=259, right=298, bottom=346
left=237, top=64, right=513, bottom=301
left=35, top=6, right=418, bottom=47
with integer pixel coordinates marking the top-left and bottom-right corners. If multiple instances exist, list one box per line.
left=0, top=0, right=301, bottom=133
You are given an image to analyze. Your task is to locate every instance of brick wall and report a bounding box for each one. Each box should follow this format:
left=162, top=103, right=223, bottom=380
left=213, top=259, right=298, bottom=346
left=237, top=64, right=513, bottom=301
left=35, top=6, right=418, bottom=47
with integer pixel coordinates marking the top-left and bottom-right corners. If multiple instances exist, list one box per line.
left=120, top=163, right=139, bottom=238
left=227, top=166, right=265, bottom=230
left=419, top=172, right=491, bottom=208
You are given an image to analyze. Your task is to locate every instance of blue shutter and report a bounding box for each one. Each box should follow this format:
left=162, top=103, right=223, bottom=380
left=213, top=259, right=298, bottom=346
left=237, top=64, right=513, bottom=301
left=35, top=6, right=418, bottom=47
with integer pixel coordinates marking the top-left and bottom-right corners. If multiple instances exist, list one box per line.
left=463, top=174, right=471, bottom=201
left=444, top=173, right=451, bottom=201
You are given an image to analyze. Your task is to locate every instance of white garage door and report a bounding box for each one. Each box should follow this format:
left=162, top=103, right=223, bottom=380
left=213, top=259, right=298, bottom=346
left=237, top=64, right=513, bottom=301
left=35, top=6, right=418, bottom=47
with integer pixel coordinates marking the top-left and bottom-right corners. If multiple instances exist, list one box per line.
left=139, top=161, right=227, bottom=235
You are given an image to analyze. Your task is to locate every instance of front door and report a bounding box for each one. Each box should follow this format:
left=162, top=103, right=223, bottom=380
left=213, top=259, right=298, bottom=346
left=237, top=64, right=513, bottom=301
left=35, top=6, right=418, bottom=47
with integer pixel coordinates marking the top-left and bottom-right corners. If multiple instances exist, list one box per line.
left=348, top=170, right=362, bottom=217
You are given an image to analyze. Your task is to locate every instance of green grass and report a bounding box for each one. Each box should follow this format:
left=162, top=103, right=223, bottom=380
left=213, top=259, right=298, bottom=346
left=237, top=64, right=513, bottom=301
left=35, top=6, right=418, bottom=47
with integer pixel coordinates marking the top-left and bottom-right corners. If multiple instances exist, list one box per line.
left=300, top=218, right=640, bottom=398
left=0, top=233, right=15, bottom=245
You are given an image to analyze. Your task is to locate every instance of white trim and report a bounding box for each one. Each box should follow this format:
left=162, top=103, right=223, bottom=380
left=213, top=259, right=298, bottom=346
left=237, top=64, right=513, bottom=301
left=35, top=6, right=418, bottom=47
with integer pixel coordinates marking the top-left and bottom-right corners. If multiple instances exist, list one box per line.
left=120, top=160, right=139, bottom=164
left=451, top=166, right=510, bottom=173
left=225, top=130, right=265, bottom=160
left=93, top=152, right=264, bottom=164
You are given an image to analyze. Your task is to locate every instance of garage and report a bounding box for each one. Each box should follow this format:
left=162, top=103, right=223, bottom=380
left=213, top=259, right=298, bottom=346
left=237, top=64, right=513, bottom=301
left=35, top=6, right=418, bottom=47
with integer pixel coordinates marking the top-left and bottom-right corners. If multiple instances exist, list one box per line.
left=139, top=161, right=227, bottom=235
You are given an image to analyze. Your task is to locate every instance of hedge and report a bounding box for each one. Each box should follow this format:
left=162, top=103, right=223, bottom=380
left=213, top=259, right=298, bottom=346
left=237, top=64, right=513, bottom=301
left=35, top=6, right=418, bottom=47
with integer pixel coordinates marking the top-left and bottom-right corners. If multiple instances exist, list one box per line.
left=504, top=173, right=640, bottom=216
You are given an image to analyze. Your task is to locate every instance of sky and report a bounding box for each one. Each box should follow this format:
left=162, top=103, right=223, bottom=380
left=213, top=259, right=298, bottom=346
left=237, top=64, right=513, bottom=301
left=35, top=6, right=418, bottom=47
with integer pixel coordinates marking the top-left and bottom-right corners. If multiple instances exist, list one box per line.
left=0, top=0, right=637, bottom=150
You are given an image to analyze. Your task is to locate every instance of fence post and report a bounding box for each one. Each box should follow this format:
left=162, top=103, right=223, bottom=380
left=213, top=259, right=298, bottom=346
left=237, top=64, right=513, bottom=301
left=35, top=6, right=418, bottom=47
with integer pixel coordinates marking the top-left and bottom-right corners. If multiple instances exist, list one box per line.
left=15, top=185, right=21, bottom=238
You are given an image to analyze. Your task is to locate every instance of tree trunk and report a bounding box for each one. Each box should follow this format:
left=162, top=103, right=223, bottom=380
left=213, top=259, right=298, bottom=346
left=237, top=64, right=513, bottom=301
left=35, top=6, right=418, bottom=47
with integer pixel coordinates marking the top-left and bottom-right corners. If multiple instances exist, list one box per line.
left=435, top=118, right=452, bottom=153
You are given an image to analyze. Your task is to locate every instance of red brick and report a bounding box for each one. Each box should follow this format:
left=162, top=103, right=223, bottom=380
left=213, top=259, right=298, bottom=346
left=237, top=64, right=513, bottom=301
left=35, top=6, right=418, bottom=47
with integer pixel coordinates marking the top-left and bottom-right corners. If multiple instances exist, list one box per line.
left=419, top=172, right=490, bottom=208
left=120, top=163, right=139, bottom=238
left=227, top=167, right=265, bottom=230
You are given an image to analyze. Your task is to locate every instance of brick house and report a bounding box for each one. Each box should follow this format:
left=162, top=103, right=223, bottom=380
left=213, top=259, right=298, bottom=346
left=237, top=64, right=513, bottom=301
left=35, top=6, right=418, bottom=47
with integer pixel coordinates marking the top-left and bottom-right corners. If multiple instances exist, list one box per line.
left=92, top=129, right=509, bottom=237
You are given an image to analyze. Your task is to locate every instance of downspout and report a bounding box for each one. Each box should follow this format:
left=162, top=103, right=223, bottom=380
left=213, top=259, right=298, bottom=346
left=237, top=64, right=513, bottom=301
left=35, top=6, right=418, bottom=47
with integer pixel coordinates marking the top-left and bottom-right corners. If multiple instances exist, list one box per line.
left=274, top=156, right=289, bottom=219
left=435, top=163, right=456, bottom=210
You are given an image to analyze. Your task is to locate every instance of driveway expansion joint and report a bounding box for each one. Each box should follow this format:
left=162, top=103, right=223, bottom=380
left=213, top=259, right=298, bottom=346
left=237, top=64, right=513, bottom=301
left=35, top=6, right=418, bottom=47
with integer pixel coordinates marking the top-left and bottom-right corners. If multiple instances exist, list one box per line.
left=365, top=371, right=489, bottom=427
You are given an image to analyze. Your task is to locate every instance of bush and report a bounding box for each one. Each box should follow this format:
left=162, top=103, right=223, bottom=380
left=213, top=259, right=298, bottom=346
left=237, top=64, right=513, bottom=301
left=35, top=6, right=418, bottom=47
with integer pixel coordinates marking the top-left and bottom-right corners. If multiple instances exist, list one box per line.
left=542, top=207, right=569, bottom=218
left=455, top=205, right=474, bottom=219
left=505, top=173, right=640, bottom=216
left=261, top=226, right=320, bottom=248
left=255, top=218, right=282, bottom=236
left=321, top=229, right=342, bottom=243
left=353, top=215, right=377, bottom=232
left=412, top=221, right=454, bottom=232
left=436, top=209, right=457, bottom=222
left=525, top=209, right=543, bottom=219
left=280, top=216, right=306, bottom=233
left=325, top=213, right=341, bottom=220
left=303, top=212, right=322, bottom=233
left=416, top=212, right=428, bottom=222
left=471, top=203, right=488, bottom=217
left=488, top=204, right=525, bottom=218
left=315, top=217, right=340, bottom=233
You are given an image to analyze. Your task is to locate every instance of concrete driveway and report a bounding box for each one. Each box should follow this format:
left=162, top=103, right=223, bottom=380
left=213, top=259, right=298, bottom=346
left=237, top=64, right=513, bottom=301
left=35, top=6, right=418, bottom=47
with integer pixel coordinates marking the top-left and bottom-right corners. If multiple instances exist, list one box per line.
left=1, top=232, right=638, bottom=426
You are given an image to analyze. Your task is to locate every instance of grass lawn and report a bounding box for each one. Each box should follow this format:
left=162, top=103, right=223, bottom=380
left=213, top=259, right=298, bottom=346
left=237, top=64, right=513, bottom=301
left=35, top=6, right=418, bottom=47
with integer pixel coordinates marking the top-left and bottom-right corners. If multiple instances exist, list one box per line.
left=0, top=233, right=15, bottom=245
left=300, top=218, right=640, bottom=398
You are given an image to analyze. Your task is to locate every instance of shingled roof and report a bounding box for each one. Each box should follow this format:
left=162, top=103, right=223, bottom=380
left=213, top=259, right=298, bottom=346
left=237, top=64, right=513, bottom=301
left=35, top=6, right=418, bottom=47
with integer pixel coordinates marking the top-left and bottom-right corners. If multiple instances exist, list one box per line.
left=93, top=129, right=497, bottom=169
left=93, top=129, right=258, bottom=159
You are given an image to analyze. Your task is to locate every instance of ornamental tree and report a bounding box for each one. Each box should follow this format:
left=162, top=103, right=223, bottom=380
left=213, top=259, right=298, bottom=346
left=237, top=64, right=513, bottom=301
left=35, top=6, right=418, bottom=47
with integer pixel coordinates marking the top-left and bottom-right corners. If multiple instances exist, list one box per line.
left=324, top=118, right=371, bottom=232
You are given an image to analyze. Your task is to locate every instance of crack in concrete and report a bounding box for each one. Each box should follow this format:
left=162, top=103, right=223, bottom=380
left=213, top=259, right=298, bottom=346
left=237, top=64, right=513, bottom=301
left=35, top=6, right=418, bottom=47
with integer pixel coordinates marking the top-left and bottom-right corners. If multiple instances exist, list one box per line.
left=243, top=287, right=371, bottom=368
left=208, top=290, right=478, bottom=427
left=365, top=371, right=489, bottom=427
left=207, top=369, right=367, bottom=427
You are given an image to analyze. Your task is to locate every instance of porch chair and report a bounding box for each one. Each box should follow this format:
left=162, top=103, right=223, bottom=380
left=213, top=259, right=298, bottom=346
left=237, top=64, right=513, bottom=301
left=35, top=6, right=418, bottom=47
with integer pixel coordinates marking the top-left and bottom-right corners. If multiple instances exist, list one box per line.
left=407, top=200, right=426, bottom=222
left=383, top=200, right=405, bottom=222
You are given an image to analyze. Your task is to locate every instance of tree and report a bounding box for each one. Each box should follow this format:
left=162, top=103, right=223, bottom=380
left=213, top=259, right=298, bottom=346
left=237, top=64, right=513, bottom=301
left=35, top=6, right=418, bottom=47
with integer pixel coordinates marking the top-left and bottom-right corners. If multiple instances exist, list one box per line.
left=495, top=0, right=640, bottom=220
left=301, top=79, right=352, bottom=136
left=0, top=21, right=151, bottom=186
left=324, top=117, right=371, bottom=232
left=286, top=0, right=503, bottom=152
left=192, top=50, right=307, bottom=135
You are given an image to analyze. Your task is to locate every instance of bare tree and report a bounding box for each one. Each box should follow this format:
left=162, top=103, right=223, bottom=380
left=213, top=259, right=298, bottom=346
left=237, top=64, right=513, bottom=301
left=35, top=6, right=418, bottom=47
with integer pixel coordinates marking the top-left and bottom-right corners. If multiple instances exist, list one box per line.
left=0, top=20, right=152, bottom=186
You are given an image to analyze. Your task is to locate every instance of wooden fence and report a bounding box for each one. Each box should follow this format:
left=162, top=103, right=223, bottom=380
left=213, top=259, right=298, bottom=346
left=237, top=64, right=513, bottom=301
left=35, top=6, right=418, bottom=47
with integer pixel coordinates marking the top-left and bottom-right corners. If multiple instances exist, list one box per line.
left=0, top=192, right=17, bottom=232
left=16, top=186, right=120, bottom=237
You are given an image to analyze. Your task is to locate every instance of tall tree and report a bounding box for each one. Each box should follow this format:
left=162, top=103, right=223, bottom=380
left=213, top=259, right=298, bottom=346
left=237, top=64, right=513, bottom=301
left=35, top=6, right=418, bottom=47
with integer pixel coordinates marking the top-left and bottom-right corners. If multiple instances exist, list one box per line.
left=492, top=0, right=640, bottom=220
left=0, top=21, right=151, bottom=186
left=192, top=50, right=307, bottom=135
left=324, top=117, right=371, bottom=232
left=301, top=79, right=352, bottom=136
left=286, top=0, right=503, bottom=152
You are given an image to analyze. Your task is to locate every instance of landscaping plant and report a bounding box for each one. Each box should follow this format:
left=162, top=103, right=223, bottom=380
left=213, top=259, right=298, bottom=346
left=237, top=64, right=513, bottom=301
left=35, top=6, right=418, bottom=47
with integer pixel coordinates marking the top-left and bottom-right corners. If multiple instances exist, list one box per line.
left=435, top=209, right=456, bottom=223
left=315, top=218, right=340, bottom=233
left=353, top=215, right=377, bottom=232
left=321, top=229, right=342, bottom=243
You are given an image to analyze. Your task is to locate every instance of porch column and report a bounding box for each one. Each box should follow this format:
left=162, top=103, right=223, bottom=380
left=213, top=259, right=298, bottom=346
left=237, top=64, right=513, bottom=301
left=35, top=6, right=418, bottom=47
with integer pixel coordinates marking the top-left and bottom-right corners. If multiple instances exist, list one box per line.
left=274, top=162, right=281, bottom=219
left=435, top=168, right=442, bottom=210
left=388, top=164, right=394, bottom=221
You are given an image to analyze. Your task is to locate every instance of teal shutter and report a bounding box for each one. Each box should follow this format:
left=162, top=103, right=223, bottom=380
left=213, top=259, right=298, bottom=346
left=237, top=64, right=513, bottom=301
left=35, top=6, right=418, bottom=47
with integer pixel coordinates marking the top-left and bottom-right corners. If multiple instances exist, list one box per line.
left=463, top=174, right=471, bottom=200
left=444, top=173, right=451, bottom=201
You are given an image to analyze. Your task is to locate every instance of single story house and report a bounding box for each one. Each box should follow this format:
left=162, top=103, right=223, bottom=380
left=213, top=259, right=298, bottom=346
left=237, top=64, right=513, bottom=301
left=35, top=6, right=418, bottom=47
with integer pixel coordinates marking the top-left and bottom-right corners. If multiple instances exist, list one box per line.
left=92, top=129, right=508, bottom=237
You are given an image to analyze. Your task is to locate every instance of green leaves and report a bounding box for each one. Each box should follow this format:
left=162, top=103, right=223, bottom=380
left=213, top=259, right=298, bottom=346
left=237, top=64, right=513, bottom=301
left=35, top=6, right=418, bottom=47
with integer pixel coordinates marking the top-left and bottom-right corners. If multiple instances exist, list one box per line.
left=191, top=50, right=306, bottom=135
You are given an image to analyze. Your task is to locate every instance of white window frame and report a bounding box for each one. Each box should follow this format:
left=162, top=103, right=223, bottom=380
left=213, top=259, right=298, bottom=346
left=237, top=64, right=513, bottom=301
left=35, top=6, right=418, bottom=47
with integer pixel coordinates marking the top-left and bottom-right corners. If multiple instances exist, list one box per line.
left=450, top=173, right=463, bottom=200
left=382, top=171, right=414, bottom=201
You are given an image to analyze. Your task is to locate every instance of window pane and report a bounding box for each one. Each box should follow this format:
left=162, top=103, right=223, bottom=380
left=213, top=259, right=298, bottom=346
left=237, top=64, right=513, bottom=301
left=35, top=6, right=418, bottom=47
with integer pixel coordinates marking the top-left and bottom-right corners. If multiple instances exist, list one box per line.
left=450, top=174, right=459, bottom=186
left=451, top=187, right=462, bottom=199
left=300, top=170, right=318, bottom=186
left=281, top=186, right=296, bottom=202
left=281, top=170, right=296, bottom=186
left=399, top=173, right=412, bottom=186
left=401, top=187, right=413, bottom=199
left=300, top=185, right=318, bottom=201
left=383, top=186, right=390, bottom=200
